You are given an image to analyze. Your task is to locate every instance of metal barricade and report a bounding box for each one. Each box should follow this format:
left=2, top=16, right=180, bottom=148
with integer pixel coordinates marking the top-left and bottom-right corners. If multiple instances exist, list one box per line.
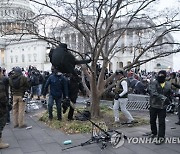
left=127, top=94, right=150, bottom=111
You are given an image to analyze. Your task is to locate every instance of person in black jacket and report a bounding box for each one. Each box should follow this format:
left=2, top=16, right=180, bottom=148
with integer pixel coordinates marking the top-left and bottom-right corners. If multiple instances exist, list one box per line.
left=66, top=73, right=85, bottom=121
left=148, top=70, right=171, bottom=145
left=2, top=68, right=10, bottom=124
left=0, top=67, right=9, bottom=149
left=43, top=69, right=69, bottom=121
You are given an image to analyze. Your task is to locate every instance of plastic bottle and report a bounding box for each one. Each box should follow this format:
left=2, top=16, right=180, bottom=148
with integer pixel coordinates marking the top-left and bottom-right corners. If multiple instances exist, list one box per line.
left=63, top=140, right=72, bottom=145
left=26, top=126, right=32, bottom=130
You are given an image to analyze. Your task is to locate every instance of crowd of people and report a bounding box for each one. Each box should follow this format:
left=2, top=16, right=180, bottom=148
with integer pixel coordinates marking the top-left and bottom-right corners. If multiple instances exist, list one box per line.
left=0, top=64, right=180, bottom=148
left=0, top=65, right=86, bottom=149
left=112, top=69, right=180, bottom=145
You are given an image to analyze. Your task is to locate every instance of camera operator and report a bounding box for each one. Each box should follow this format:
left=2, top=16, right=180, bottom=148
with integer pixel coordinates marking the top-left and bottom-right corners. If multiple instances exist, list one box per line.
left=9, top=67, right=29, bottom=128
left=113, top=69, right=134, bottom=124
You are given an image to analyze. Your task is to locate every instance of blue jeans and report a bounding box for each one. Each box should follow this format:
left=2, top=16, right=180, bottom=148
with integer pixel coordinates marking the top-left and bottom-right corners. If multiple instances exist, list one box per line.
left=31, top=85, right=40, bottom=96
left=38, top=84, right=43, bottom=96
left=48, top=95, right=62, bottom=120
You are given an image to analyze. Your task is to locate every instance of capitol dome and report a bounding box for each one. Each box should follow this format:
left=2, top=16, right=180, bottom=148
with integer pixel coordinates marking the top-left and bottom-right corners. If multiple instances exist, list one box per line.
left=0, top=0, right=36, bottom=35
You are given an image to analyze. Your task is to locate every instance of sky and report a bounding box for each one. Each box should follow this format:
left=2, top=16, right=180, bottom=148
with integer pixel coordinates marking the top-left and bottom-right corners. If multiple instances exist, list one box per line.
left=29, top=0, right=180, bottom=71
left=157, top=0, right=180, bottom=71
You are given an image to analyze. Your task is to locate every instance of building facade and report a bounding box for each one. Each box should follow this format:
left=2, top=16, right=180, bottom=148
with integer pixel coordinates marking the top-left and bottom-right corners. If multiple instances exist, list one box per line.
left=55, top=18, right=174, bottom=73
left=0, top=0, right=50, bottom=72
left=0, top=0, right=174, bottom=73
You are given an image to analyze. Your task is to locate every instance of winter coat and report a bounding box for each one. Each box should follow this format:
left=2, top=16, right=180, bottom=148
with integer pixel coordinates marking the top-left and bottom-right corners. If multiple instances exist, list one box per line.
left=9, top=73, right=29, bottom=96
left=68, top=75, right=84, bottom=101
left=0, top=76, right=8, bottom=116
left=43, top=74, right=68, bottom=98
left=148, top=80, right=172, bottom=109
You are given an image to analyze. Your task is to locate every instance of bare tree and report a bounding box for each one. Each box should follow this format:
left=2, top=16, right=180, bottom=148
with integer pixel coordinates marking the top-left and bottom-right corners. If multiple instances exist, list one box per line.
left=2, top=0, right=180, bottom=117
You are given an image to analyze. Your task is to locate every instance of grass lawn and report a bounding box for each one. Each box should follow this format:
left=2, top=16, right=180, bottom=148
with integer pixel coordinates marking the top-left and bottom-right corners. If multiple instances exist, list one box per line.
left=38, top=105, right=149, bottom=134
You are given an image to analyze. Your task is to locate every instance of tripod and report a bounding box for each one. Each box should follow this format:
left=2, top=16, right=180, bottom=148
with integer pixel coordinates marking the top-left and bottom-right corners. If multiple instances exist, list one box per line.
left=62, top=133, right=110, bottom=151
left=62, top=102, right=126, bottom=151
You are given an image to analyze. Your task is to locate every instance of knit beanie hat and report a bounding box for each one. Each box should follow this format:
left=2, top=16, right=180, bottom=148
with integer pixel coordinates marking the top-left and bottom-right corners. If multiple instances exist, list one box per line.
left=158, top=70, right=167, bottom=77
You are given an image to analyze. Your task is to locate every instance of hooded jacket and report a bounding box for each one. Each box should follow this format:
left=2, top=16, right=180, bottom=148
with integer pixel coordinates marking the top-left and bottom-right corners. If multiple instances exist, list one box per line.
left=148, top=80, right=172, bottom=109
left=43, top=73, right=68, bottom=98
left=9, top=72, right=29, bottom=96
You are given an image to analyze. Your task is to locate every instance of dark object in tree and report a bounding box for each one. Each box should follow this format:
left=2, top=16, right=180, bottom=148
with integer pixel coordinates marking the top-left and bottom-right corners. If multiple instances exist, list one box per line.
left=49, top=43, right=91, bottom=74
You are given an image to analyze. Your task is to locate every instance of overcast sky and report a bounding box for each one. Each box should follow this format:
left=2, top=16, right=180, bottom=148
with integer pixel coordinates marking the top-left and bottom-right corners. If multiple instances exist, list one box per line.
left=30, top=0, right=180, bottom=71
left=157, top=0, right=180, bottom=71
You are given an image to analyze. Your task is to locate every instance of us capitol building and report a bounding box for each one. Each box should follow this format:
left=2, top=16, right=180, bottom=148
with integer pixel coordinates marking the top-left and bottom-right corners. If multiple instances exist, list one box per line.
left=0, top=0, right=50, bottom=72
left=0, top=0, right=174, bottom=73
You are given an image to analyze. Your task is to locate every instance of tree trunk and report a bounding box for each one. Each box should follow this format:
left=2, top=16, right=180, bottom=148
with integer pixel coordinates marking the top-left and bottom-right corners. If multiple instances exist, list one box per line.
left=90, top=69, right=101, bottom=118
left=91, top=91, right=101, bottom=118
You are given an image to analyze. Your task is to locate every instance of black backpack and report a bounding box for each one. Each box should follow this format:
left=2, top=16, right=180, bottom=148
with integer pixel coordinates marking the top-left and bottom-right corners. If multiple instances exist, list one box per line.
left=75, top=110, right=91, bottom=121
left=11, top=76, right=21, bottom=89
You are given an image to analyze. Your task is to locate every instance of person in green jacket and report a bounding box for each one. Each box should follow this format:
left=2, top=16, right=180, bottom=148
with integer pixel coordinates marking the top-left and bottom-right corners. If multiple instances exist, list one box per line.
left=9, top=67, right=29, bottom=128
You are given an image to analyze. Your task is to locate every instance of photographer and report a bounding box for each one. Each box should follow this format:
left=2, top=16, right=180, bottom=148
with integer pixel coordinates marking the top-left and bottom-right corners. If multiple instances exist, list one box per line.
left=113, top=69, right=134, bottom=124
left=9, top=67, right=29, bottom=128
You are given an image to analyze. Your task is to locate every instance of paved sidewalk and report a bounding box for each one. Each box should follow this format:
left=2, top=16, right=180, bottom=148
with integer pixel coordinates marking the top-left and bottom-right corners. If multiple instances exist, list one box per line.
left=1, top=111, right=180, bottom=154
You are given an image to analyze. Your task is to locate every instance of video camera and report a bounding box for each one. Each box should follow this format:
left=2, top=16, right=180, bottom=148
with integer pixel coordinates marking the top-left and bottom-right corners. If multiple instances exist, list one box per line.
left=22, top=91, right=29, bottom=102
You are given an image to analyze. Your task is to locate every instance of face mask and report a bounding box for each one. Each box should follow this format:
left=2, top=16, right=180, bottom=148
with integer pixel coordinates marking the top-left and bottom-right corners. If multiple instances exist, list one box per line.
left=157, top=76, right=166, bottom=83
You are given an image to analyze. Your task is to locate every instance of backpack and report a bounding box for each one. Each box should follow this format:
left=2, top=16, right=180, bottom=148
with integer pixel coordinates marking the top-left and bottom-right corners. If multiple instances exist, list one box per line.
left=75, top=110, right=91, bottom=121
left=11, top=76, right=21, bottom=89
